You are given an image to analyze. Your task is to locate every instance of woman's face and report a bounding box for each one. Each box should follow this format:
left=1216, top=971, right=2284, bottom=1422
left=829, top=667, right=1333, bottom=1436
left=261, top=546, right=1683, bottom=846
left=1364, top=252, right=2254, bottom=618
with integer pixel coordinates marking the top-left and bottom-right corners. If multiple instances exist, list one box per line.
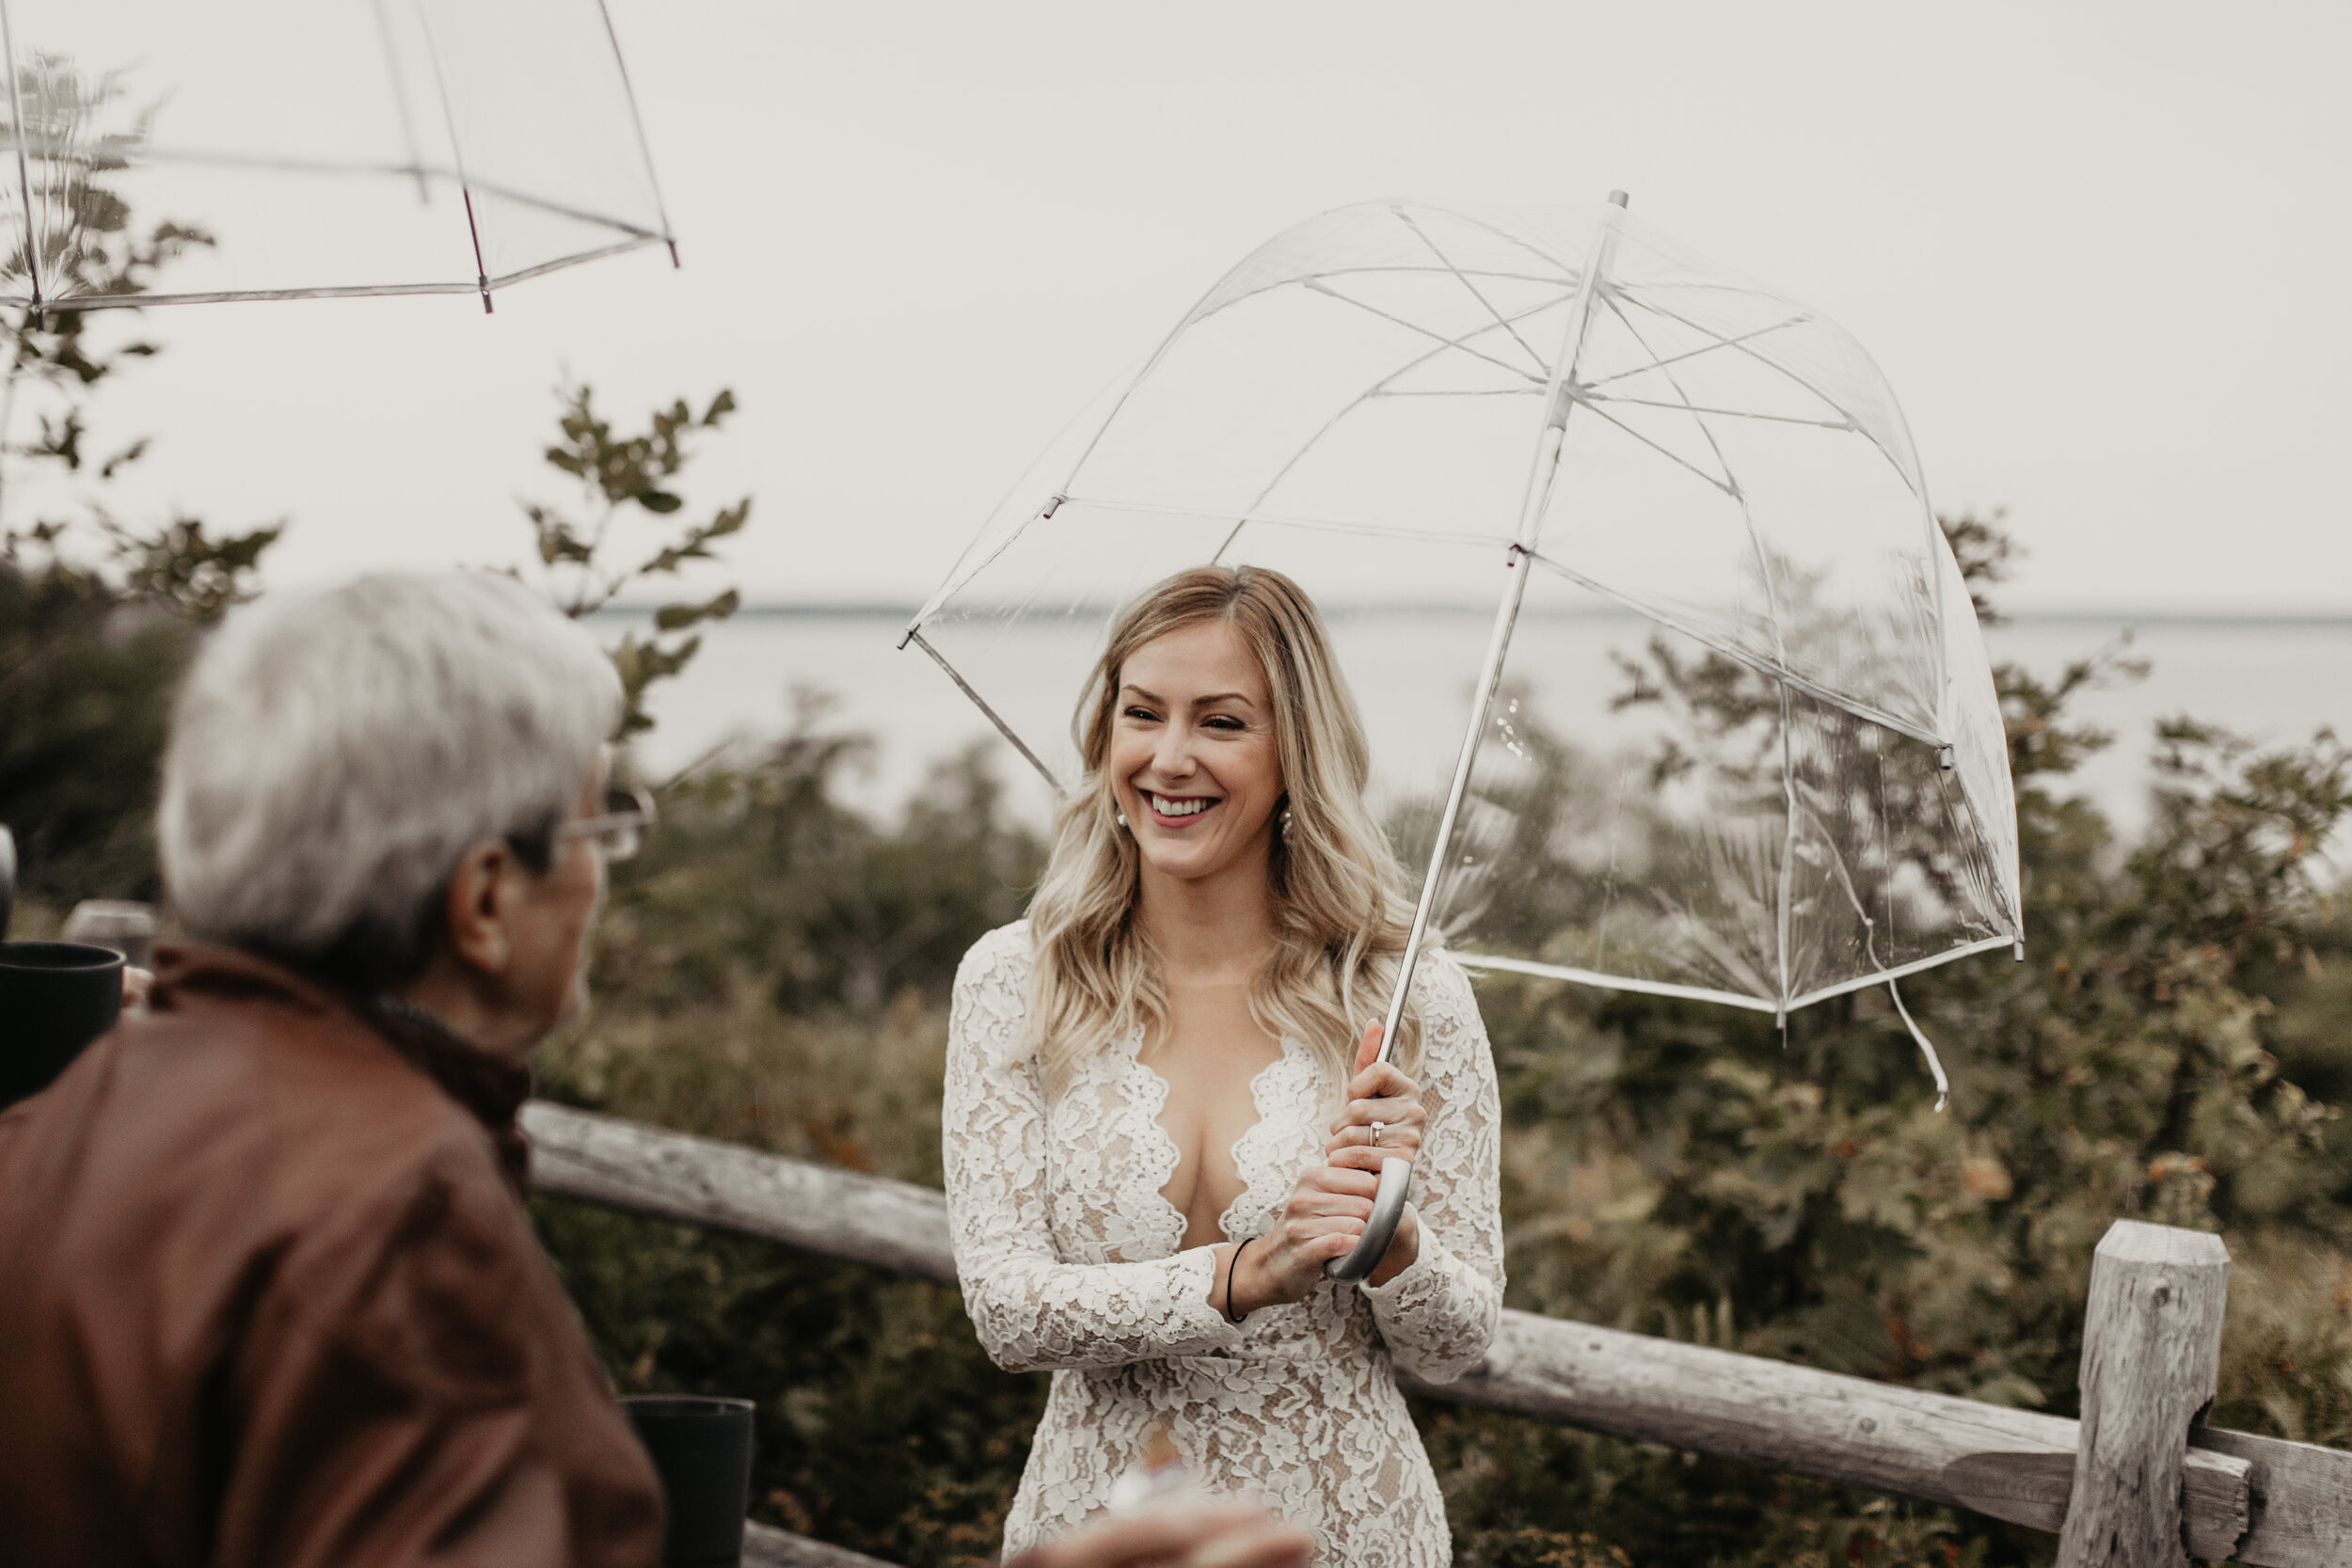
left=1107, top=620, right=1284, bottom=887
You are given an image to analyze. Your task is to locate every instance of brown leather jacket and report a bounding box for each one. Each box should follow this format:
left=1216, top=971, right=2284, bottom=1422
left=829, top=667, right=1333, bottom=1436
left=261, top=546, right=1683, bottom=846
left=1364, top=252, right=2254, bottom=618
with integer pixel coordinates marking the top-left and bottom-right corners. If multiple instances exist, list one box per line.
left=0, top=945, right=661, bottom=1568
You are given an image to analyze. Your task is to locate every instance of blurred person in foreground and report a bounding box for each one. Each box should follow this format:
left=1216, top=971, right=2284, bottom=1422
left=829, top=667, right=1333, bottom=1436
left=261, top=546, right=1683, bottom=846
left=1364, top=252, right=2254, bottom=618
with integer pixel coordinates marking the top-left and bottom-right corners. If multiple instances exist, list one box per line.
left=0, top=572, right=662, bottom=1567
left=0, top=569, right=1309, bottom=1568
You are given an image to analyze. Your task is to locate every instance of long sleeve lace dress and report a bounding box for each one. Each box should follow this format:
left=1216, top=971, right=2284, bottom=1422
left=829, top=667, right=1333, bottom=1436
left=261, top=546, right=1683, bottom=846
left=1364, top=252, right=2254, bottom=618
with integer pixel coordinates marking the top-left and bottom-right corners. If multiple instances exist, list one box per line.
left=943, top=922, right=1504, bottom=1566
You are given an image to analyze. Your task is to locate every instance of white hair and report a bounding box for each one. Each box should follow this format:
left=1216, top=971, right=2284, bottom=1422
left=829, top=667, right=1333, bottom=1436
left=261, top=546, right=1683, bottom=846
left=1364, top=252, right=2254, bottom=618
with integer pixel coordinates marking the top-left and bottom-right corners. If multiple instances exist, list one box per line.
left=159, top=570, right=622, bottom=991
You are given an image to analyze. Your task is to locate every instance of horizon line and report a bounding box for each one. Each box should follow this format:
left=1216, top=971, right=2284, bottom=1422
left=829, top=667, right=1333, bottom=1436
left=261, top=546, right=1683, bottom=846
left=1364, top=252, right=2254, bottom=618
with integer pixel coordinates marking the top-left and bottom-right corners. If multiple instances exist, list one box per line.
left=591, top=600, right=2352, bottom=626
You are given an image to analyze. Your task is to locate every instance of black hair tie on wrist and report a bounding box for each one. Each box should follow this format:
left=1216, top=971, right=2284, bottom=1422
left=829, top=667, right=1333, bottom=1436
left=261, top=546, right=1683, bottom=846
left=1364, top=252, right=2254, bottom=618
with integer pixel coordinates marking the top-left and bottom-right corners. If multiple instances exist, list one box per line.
left=1222, top=1235, right=1257, bottom=1324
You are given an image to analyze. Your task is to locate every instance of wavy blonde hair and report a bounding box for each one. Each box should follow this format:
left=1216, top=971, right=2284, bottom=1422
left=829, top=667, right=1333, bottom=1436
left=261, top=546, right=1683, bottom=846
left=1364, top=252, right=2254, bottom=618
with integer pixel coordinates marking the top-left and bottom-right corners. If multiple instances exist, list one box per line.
left=1024, top=565, right=1421, bottom=1095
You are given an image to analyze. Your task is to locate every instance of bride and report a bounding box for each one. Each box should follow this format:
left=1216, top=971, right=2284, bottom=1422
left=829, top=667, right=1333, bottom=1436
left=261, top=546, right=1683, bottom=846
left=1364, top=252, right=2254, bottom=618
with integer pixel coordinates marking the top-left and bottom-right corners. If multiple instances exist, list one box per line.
left=943, top=565, right=1502, bottom=1565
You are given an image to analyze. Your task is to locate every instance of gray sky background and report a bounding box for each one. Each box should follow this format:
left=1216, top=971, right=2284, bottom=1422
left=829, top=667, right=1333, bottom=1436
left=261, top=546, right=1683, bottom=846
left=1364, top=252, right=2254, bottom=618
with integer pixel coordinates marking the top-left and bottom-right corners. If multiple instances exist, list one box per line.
left=50, top=0, right=2352, bottom=613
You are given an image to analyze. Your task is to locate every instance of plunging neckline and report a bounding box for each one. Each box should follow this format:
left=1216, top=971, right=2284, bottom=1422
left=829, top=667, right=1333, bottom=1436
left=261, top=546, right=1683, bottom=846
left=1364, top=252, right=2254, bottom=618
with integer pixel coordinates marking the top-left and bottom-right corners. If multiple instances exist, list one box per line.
left=1126, top=1029, right=1295, bottom=1249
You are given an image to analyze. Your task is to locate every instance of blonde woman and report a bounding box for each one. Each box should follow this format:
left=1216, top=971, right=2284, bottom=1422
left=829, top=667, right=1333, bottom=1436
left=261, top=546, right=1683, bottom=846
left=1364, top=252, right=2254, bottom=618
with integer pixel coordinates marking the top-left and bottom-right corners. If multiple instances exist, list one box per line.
left=944, top=566, right=1503, bottom=1566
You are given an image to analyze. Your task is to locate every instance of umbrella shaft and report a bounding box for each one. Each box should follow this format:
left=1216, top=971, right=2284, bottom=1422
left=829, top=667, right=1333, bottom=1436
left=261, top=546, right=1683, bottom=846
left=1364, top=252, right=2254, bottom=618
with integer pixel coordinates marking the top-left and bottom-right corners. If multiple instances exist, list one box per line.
left=1331, top=546, right=1532, bottom=1286
left=1375, top=543, right=1535, bottom=1063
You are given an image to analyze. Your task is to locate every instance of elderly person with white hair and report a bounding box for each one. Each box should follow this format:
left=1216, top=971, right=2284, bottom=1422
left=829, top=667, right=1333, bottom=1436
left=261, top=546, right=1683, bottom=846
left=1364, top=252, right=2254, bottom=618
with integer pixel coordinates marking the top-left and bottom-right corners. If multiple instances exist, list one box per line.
left=0, top=568, right=1316, bottom=1568
left=0, top=571, right=665, bottom=1568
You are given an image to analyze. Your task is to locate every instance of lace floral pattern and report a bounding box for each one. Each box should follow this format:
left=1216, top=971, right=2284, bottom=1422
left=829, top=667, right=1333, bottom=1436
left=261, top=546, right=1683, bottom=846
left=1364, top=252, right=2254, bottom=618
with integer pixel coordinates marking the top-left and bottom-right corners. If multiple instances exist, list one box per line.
left=943, top=923, right=1504, bottom=1566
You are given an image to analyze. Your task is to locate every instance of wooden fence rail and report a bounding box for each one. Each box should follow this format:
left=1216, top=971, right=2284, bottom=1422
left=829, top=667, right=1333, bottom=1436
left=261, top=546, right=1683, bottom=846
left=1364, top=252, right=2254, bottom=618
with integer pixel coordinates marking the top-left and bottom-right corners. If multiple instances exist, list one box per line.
left=525, top=1101, right=2352, bottom=1568
left=743, top=1518, right=894, bottom=1568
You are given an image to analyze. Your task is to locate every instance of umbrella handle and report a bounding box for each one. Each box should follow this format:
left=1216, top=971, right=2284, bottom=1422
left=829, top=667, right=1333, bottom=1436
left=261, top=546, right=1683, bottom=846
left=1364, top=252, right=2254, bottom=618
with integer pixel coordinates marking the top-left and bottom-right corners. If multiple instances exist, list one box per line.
left=1323, top=1156, right=1411, bottom=1282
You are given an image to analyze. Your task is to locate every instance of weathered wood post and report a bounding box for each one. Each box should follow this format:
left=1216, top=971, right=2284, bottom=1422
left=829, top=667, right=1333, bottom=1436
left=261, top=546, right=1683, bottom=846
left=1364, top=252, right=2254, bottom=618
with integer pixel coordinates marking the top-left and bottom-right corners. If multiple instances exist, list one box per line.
left=2056, top=1220, right=2233, bottom=1568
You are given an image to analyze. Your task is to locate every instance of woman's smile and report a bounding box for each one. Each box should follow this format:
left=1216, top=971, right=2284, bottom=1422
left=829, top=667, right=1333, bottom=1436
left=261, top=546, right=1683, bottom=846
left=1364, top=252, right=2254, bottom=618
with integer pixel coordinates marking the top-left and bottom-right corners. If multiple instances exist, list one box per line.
left=1144, top=791, right=1220, bottom=825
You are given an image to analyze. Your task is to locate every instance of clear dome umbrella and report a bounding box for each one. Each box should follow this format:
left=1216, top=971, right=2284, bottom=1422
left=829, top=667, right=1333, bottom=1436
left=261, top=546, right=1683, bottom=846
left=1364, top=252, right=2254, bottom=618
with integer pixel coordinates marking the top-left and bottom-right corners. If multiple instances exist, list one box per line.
left=0, top=0, right=674, bottom=316
left=904, top=195, right=2023, bottom=1276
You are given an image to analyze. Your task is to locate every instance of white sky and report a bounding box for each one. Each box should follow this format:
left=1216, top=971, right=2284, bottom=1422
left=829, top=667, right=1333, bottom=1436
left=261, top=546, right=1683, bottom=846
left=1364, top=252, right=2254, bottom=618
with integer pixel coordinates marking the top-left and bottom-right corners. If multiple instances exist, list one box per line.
left=42, top=0, right=2352, bottom=613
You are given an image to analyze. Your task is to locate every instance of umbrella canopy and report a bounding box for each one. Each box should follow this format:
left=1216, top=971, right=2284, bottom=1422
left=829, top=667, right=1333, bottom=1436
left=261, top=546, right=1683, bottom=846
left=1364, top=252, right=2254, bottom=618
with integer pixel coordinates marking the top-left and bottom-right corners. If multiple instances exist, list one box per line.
left=906, top=198, right=2023, bottom=1059
left=0, top=0, right=673, bottom=313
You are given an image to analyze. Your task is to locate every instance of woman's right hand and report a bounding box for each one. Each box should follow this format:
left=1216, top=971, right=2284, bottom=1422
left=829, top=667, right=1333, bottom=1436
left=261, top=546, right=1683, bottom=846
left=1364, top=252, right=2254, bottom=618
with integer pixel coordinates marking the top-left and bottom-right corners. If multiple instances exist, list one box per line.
left=1224, top=1163, right=1379, bottom=1316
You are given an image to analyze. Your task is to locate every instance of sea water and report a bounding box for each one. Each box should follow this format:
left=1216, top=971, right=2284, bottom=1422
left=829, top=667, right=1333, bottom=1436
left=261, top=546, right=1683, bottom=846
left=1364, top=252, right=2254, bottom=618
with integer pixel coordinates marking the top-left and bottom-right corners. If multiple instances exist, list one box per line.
left=618, top=608, right=2352, bottom=849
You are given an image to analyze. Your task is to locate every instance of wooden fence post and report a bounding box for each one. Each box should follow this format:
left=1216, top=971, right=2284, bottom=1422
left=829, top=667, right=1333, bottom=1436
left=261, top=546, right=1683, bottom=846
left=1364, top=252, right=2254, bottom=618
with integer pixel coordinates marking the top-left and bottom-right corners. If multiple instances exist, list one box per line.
left=2056, top=1220, right=2232, bottom=1568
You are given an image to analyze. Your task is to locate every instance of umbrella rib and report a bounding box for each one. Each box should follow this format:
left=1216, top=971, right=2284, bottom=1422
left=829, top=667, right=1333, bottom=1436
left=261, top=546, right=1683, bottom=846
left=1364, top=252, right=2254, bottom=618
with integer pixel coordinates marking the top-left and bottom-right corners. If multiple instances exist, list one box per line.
left=436, top=170, right=668, bottom=244
left=1191, top=263, right=1573, bottom=326
left=1943, top=741, right=2023, bottom=946
left=907, top=631, right=1064, bottom=795
left=1612, top=293, right=1899, bottom=475
left=1782, top=934, right=2015, bottom=1012
left=1073, top=495, right=1514, bottom=549
left=0, top=141, right=670, bottom=245
left=0, top=0, right=40, bottom=312
left=409, top=3, right=493, bottom=310
left=1391, top=205, right=1550, bottom=376
left=1592, top=290, right=1765, bottom=517
left=1237, top=289, right=1573, bottom=515
left=905, top=492, right=1066, bottom=635
left=594, top=0, right=682, bottom=256
left=1563, top=394, right=1738, bottom=498
left=5, top=280, right=480, bottom=309
left=1372, top=388, right=1540, bottom=397
left=368, top=0, right=432, bottom=202
left=1583, top=393, right=1851, bottom=431
left=1592, top=293, right=1792, bottom=622
left=1581, top=311, right=1813, bottom=390
left=1522, top=552, right=1946, bottom=749
left=1450, top=954, right=1781, bottom=1013
left=1458, top=933, right=2016, bottom=1016
left=1051, top=260, right=1559, bottom=538
left=1304, top=277, right=1552, bottom=386
left=485, top=237, right=666, bottom=290
left=1433, top=207, right=1583, bottom=278
left=1207, top=515, right=1248, bottom=565
left=0, top=236, right=669, bottom=311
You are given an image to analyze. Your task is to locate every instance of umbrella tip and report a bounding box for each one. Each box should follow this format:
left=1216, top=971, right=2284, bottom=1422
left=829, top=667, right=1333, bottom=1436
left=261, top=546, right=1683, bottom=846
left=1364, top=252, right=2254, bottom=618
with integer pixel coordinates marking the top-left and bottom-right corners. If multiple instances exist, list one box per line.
left=1608, top=189, right=1629, bottom=208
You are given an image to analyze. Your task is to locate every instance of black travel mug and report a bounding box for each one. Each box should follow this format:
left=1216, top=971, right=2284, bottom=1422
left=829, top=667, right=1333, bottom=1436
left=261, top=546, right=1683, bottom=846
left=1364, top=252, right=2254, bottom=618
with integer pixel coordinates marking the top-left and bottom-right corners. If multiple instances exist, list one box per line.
left=0, top=942, right=124, bottom=1109
left=622, top=1395, right=756, bottom=1568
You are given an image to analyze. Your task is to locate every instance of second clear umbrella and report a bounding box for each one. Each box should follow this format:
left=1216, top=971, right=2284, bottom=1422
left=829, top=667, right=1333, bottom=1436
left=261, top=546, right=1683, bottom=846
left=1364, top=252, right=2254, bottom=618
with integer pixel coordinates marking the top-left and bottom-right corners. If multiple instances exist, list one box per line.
left=0, top=0, right=674, bottom=315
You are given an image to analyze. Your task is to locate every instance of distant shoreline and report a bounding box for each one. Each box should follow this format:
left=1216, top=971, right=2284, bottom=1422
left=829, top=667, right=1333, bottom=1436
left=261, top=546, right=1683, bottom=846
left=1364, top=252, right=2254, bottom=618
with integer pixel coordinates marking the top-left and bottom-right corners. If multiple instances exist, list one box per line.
left=593, top=602, right=2352, bottom=628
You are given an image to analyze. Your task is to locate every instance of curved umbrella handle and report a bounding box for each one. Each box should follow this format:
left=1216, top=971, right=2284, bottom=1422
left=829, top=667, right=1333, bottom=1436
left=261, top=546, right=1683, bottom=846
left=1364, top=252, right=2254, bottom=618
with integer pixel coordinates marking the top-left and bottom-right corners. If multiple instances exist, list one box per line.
left=1324, top=1155, right=1410, bottom=1282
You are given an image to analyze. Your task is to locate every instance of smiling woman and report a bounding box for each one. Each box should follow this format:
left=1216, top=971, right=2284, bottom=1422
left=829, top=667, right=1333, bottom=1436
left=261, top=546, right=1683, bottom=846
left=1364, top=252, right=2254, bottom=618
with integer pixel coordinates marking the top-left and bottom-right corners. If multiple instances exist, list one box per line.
left=941, top=566, right=1504, bottom=1566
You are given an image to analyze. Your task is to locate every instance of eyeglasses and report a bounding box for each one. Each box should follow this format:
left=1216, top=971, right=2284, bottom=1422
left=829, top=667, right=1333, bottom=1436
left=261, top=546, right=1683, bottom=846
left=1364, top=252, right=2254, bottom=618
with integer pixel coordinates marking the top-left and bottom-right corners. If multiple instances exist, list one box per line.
left=555, top=784, right=657, bottom=863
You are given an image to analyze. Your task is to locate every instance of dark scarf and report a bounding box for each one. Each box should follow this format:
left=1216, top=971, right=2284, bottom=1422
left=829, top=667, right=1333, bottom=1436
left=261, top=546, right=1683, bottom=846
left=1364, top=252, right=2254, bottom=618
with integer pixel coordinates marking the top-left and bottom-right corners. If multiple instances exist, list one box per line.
left=364, top=992, right=536, bottom=1194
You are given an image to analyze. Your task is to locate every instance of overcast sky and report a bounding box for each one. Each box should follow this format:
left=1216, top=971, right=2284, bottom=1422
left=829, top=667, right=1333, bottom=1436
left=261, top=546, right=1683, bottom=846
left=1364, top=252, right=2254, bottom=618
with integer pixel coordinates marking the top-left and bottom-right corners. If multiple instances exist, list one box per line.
left=46, top=0, right=2352, bottom=614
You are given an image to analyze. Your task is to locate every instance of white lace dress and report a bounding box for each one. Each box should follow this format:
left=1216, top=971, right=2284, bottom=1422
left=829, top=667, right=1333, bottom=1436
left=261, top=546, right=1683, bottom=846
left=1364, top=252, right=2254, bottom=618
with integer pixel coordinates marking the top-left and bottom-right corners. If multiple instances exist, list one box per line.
left=943, top=922, right=1503, bottom=1567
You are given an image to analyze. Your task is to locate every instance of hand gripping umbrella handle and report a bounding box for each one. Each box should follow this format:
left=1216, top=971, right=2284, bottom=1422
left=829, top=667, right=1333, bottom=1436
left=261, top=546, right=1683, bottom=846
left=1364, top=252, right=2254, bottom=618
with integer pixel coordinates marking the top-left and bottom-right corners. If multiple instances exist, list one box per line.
left=1325, top=1155, right=1411, bottom=1282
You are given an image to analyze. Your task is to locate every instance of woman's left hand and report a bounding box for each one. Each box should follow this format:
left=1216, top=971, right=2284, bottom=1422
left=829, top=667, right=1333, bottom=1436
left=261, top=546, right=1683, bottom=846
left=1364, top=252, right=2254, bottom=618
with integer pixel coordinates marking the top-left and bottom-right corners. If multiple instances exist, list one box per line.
left=1324, top=1022, right=1425, bottom=1283
left=1325, top=1022, right=1425, bottom=1172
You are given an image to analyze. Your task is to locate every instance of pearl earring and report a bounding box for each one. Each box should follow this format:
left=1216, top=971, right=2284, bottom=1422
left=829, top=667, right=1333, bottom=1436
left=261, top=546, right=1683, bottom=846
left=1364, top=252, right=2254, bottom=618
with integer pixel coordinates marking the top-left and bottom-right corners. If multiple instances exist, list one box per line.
left=1115, top=810, right=1128, bottom=830
left=1279, top=805, right=1294, bottom=836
